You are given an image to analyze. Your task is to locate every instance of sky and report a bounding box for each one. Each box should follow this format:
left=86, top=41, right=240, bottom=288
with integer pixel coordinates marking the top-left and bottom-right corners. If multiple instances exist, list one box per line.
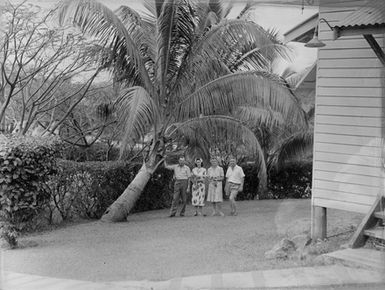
left=2, top=0, right=318, bottom=72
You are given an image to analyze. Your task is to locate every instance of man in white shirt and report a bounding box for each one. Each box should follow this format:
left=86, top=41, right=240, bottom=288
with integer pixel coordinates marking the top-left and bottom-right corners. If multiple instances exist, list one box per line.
left=165, top=156, right=191, bottom=217
left=225, top=157, right=245, bottom=216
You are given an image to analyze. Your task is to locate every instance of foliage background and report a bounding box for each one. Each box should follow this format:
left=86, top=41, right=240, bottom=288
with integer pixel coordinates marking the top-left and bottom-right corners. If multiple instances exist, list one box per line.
left=0, top=134, right=312, bottom=247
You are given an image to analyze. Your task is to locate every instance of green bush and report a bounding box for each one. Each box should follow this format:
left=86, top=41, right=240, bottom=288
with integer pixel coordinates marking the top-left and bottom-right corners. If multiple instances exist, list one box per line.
left=0, top=221, right=18, bottom=248
left=0, top=135, right=59, bottom=233
left=265, top=161, right=312, bottom=199
left=222, top=161, right=312, bottom=200
left=237, top=164, right=261, bottom=200
left=132, top=167, right=174, bottom=212
left=46, top=160, right=174, bottom=220
left=43, top=159, right=311, bottom=224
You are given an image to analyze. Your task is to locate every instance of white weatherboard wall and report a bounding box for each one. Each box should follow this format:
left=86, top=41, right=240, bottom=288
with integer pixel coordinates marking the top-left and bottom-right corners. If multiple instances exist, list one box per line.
left=312, top=5, right=385, bottom=213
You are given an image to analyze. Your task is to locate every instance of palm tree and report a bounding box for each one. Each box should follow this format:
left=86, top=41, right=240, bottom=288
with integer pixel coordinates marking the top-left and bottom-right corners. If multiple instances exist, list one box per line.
left=58, top=0, right=306, bottom=222
left=266, top=66, right=315, bottom=171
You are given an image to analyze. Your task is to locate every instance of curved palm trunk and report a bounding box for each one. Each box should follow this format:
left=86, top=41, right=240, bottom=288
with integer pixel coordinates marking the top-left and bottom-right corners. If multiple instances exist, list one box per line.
left=101, top=163, right=154, bottom=222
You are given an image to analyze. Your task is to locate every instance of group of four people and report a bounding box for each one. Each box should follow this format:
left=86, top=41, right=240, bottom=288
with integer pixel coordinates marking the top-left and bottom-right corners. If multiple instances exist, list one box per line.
left=164, top=156, right=245, bottom=217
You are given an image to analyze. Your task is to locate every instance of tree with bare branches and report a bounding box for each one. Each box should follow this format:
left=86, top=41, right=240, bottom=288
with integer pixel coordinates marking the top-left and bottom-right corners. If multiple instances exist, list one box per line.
left=0, top=2, right=100, bottom=135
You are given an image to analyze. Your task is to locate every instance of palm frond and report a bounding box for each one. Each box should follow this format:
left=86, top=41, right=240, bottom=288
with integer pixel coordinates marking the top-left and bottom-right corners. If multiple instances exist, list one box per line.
left=57, top=0, right=154, bottom=93
left=176, top=70, right=306, bottom=126
left=256, top=27, right=292, bottom=63
left=193, top=0, right=211, bottom=36
left=205, top=11, right=219, bottom=27
left=280, top=66, right=297, bottom=80
left=171, top=55, right=230, bottom=104
left=156, top=0, right=176, bottom=100
left=156, top=0, right=197, bottom=101
left=307, top=106, right=315, bottom=122
left=167, top=115, right=257, bottom=151
left=166, top=1, right=196, bottom=71
left=208, top=0, right=223, bottom=19
left=255, top=146, right=267, bottom=190
left=115, top=86, right=159, bottom=151
left=229, top=46, right=270, bottom=72
left=167, top=115, right=268, bottom=187
left=229, top=22, right=290, bottom=64
left=141, top=0, right=156, bottom=16
left=237, top=1, right=257, bottom=19
left=268, top=130, right=314, bottom=170
left=234, top=106, right=285, bottom=129
left=222, top=2, right=233, bottom=18
left=175, top=19, right=291, bottom=92
left=195, top=20, right=276, bottom=60
left=155, top=0, right=165, bottom=18
left=115, top=5, right=156, bottom=61
left=184, top=135, right=211, bottom=157
left=115, top=5, right=142, bottom=26
left=282, top=63, right=316, bottom=89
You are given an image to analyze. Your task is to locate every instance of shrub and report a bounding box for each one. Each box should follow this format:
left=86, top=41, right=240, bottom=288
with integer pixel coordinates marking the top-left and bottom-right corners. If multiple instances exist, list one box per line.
left=132, top=167, right=174, bottom=212
left=46, top=160, right=134, bottom=220
left=44, top=159, right=311, bottom=224
left=266, top=161, right=312, bottom=199
left=46, top=160, right=174, bottom=221
left=235, top=164, right=260, bottom=200
left=0, top=220, right=18, bottom=248
left=223, top=161, right=312, bottom=200
left=0, top=135, right=59, bottom=231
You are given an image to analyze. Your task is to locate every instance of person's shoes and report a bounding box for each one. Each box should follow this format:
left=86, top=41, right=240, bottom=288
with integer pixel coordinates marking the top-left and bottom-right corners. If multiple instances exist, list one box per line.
left=211, top=211, right=217, bottom=216
left=193, top=212, right=198, bottom=216
left=169, top=214, right=175, bottom=218
left=179, top=213, right=185, bottom=217
left=232, top=212, right=238, bottom=216
left=218, top=211, right=225, bottom=217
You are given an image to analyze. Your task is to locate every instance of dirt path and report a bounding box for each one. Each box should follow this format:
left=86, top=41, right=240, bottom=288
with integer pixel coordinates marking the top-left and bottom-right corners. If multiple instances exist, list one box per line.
left=1, top=200, right=363, bottom=282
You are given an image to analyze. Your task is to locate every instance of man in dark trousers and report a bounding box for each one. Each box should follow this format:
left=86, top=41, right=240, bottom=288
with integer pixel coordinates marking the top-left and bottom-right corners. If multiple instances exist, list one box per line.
left=165, top=156, right=191, bottom=217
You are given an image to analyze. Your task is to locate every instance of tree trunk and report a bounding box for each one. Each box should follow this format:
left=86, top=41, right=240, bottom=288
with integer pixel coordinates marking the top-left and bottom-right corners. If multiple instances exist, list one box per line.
left=100, top=163, right=154, bottom=222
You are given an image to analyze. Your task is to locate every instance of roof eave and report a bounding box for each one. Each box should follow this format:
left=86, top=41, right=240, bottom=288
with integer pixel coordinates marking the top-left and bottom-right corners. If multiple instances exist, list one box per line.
left=334, top=24, right=385, bottom=38
left=284, top=13, right=319, bottom=43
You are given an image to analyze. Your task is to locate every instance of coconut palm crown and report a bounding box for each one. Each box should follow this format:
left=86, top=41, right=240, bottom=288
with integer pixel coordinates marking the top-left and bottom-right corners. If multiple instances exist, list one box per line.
left=57, top=0, right=307, bottom=222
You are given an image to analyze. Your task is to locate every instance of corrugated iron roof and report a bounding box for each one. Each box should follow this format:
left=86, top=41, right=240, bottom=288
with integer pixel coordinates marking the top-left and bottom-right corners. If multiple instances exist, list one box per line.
left=334, top=2, right=385, bottom=28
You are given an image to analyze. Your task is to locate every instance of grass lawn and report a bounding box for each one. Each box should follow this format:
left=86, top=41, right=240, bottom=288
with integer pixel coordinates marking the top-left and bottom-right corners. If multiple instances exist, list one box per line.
left=1, top=199, right=364, bottom=282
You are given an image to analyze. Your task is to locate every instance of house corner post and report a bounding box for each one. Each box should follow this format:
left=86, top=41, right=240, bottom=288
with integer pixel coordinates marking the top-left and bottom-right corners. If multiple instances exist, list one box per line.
left=312, top=206, right=327, bottom=240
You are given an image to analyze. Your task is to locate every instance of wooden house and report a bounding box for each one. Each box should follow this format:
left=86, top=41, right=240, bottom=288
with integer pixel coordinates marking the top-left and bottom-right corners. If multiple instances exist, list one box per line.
left=284, top=0, right=385, bottom=247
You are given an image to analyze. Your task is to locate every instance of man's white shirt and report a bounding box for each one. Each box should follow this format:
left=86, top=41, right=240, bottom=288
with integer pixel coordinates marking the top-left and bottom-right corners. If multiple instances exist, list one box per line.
left=226, top=165, right=245, bottom=184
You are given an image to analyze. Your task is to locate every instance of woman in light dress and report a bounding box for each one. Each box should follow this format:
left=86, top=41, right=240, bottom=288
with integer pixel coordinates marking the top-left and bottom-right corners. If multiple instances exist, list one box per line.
left=207, top=157, right=225, bottom=216
left=191, top=158, right=207, bottom=216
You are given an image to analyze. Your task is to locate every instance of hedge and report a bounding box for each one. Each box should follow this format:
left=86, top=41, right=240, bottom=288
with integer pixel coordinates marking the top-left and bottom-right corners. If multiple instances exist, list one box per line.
left=46, top=160, right=312, bottom=222
left=0, top=135, right=59, bottom=228
left=45, top=160, right=173, bottom=221
left=0, top=134, right=312, bottom=230
left=0, top=135, right=60, bottom=247
left=266, top=161, right=312, bottom=199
